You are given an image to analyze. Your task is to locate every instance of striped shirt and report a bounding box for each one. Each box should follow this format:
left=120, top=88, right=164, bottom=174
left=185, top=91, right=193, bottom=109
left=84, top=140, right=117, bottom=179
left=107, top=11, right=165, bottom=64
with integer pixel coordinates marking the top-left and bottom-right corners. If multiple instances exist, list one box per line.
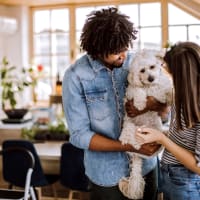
left=162, top=104, right=200, bottom=166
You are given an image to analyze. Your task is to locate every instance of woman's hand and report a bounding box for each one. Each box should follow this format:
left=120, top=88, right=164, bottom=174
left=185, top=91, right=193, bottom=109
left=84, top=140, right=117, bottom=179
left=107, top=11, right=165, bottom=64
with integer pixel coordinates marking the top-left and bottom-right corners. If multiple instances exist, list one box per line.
left=135, top=127, right=165, bottom=145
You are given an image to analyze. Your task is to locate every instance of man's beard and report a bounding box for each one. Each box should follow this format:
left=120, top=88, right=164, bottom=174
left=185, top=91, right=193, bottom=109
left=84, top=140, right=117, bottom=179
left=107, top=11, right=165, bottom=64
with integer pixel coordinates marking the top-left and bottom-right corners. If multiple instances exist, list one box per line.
left=103, top=60, right=124, bottom=70
left=109, top=63, right=123, bottom=69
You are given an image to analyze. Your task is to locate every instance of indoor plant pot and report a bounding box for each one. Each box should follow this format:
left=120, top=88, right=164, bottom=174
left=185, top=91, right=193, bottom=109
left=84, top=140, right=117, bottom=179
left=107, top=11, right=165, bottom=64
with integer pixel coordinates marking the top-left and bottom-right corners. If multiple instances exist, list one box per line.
left=4, top=108, right=28, bottom=119
left=1, top=57, right=33, bottom=119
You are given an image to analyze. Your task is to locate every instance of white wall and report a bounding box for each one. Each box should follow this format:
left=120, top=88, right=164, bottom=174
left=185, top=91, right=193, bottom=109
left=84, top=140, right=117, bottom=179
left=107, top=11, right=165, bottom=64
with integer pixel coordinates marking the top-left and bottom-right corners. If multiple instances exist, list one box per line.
left=0, top=5, right=30, bottom=114
left=0, top=5, right=30, bottom=67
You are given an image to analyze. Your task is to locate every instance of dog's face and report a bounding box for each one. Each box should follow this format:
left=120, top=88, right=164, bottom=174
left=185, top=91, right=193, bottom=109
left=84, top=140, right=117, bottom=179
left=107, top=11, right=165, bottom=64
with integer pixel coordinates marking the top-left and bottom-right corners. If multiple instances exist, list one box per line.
left=128, top=49, right=164, bottom=87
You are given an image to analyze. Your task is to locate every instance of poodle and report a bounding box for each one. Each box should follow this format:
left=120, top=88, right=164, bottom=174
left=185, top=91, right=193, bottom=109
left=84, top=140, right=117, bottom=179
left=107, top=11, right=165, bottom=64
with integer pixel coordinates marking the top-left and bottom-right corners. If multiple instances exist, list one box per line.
left=118, top=49, right=173, bottom=199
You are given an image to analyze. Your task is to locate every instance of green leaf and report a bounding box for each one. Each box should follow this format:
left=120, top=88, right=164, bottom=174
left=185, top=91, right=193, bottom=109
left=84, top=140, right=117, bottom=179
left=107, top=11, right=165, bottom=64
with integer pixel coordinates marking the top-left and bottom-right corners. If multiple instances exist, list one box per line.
left=2, top=56, right=9, bottom=66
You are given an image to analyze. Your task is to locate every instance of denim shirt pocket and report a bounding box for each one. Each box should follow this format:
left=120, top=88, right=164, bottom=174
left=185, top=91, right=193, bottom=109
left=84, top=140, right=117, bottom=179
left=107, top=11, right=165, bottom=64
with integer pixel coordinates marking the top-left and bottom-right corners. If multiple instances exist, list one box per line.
left=85, top=89, right=110, bottom=120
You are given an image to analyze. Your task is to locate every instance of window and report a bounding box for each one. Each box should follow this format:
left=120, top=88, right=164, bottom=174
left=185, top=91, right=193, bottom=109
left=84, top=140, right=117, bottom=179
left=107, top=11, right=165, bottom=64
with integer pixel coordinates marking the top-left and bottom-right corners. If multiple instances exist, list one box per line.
left=32, top=8, right=70, bottom=101
left=31, top=2, right=200, bottom=103
left=119, top=3, right=161, bottom=50
left=168, top=4, right=200, bottom=45
left=75, top=3, right=162, bottom=58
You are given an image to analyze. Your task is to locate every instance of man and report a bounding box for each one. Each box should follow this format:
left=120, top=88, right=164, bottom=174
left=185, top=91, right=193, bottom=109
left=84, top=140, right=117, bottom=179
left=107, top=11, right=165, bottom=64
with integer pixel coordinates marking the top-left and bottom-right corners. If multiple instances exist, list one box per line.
left=62, top=7, right=164, bottom=200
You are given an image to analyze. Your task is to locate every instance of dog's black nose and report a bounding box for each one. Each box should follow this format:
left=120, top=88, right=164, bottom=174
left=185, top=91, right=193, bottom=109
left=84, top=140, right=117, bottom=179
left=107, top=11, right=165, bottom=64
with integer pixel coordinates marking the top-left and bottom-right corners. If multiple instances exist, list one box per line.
left=148, top=75, right=154, bottom=82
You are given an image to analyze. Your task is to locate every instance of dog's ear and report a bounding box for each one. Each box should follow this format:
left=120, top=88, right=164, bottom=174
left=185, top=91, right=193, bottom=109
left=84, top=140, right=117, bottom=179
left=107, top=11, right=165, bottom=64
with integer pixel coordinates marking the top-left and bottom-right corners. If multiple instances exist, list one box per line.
left=127, top=72, right=134, bottom=84
left=127, top=71, right=141, bottom=87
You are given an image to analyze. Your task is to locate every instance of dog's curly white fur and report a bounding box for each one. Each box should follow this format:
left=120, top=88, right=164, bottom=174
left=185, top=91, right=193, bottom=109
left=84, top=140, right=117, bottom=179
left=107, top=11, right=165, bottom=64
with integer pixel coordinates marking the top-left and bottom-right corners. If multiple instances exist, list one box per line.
left=118, top=49, right=173, bottom=199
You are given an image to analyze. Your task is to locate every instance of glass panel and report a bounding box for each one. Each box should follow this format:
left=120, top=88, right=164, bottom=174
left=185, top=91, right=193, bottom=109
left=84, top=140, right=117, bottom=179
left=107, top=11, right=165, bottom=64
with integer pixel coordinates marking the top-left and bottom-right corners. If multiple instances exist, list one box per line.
left=34, top=33, right=50, bottom=54
left=76, top=31, right=83, bottom=58
left=52, top=33, right=69, bottom=54
left=169, top=26, right=187, bottom=44
left=34, top=56, right=51, bottom=76
left=51, top=9, right=69, bottom=31
left=140, top=27, right=161, bottom=49
left=140, top=3, right=161, bottom=26
left=34, top=10, right=50, bottom=33
left=76, top=6, right=114, bottom=31
left=119, top=4, right=139, bottom=27
left=132, top=41, right=140, bottom=51
left=168, top=4, right=200, bottom=25
left=76, top=7, right=94, bottom=31
left=189, top=25, right=200, bottom=45
left=35, top=78, right=52, bottom=101
left=52, top=56, right=70, bottom=77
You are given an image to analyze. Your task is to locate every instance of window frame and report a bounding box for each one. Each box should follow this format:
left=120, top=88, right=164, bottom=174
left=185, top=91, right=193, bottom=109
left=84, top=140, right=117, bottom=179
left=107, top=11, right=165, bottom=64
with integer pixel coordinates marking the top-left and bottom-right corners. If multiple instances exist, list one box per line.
left=30, top=1, right=200, bottom=105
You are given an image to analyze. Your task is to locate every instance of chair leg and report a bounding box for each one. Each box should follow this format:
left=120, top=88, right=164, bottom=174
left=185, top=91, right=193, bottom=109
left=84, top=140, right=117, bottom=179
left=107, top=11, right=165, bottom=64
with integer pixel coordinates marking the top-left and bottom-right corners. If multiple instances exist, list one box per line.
left=30, top=187, right=38, bottom=200
left=51, top=184, right=58, bottom=200
left=68, top=190, right=76, bottom=200
left=79, top=192, right=84, bottom=200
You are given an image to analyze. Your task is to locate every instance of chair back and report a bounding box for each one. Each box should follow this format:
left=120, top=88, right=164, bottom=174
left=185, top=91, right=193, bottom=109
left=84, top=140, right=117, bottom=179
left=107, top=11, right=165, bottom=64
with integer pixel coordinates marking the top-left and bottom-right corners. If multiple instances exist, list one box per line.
left=60, top=142, right=90, bottom=191
left=0, top=146, right=35, bottom=200
left=2, top=140, right=52, bottom=187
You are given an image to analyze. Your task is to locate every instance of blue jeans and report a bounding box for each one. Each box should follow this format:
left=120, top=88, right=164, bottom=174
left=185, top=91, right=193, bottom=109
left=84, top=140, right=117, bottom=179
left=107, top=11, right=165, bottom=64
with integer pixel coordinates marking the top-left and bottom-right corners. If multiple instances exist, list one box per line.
left=160, top=163, right=200, bottom=200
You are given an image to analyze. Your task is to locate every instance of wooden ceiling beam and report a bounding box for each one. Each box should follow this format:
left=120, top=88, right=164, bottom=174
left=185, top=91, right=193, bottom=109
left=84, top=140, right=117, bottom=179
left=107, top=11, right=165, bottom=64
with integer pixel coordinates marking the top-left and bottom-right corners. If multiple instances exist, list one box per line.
left=169, top=0, right=200, bottom=19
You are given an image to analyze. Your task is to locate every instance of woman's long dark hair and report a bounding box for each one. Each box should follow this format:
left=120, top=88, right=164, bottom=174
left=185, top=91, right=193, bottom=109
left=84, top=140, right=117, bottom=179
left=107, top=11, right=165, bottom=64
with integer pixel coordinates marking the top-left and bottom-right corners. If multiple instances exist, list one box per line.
left=164, top=41, right=200, bottom=130
left=80, top=7, right=137, bottom=59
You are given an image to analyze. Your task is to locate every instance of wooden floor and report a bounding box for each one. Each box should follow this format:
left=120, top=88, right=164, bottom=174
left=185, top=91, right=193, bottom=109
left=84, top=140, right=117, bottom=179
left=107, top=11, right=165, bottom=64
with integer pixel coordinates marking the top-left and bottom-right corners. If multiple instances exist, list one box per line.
left=40, top=182, right=90, bottom=200
left=0, top=179, right=90, bottom=200
left=0, top=173, right=163, bottom=200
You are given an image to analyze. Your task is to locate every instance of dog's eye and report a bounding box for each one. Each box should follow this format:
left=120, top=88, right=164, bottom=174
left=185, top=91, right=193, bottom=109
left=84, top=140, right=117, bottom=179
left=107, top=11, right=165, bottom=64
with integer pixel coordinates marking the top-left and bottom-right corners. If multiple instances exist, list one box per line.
left=150, top=65, right=155, bottom=69
left=140, top=69, right=145, bottom=73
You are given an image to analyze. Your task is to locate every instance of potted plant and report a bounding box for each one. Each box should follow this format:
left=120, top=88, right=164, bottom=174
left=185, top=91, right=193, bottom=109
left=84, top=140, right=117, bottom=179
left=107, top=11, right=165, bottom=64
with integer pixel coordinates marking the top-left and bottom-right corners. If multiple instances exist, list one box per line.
left=21, top=120, right=69, bottom=141
left=0, top=56, right=34, bottom=119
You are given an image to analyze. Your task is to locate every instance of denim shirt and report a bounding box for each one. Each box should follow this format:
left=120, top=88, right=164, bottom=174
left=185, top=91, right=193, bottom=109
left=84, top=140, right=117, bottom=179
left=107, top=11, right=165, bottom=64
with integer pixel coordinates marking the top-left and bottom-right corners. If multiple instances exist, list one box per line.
left=62, top=53, right=157, bottom=186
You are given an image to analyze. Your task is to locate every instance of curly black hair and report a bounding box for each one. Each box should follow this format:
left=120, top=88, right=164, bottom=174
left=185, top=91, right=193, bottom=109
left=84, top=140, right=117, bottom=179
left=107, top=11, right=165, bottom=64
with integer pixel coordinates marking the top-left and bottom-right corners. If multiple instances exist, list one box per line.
left=80, top=7, right=137, bottom=59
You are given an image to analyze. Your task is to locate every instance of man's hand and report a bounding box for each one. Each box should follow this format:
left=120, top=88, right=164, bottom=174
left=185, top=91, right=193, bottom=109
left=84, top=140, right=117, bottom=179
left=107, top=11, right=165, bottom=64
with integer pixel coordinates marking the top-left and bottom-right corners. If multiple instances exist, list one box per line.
left=146, top=96, right=166, bottom=112
left=135, top=142, right=161, bottom=156
left=125, top=96, right=168, bottom=118
left=125, top=99, right=140, bottom=118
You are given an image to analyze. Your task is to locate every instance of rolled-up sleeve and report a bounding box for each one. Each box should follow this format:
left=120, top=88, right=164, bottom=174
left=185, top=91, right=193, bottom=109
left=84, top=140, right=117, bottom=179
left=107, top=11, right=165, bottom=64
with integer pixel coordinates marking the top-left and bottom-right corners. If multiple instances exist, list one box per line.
left=195, top=123, right=200, bottom=167
left=62, top=67, right=95, bottom=149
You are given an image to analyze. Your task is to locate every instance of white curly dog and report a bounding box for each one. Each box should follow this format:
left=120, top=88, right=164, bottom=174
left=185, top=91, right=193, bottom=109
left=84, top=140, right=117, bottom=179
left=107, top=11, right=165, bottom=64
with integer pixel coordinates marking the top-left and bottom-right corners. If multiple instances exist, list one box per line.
left=118, top=49, right=173, bottom=199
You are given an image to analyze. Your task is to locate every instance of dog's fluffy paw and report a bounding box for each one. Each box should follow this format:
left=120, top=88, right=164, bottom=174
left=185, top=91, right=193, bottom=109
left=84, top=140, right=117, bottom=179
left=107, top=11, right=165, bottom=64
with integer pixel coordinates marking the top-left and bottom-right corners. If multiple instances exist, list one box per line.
left=118, top=177, right=129, bottom=197
left=118, top=176, right=145, bottom=199
left=119, top=156, right=145, bottom=199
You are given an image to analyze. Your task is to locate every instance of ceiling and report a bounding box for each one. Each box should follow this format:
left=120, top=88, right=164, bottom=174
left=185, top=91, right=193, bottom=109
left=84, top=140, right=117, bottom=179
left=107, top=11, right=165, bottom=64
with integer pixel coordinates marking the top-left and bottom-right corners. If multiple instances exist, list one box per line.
left=1, top=0, right=110, bottom=6
left=0, top=0, right=199, bottom=19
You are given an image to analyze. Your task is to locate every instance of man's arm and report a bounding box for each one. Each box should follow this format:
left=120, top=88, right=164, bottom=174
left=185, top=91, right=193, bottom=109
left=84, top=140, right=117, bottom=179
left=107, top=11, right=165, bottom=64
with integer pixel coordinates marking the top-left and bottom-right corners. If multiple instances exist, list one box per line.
left=124, top=96, right=169, bottom=155
left=89, top=133, right=160, bottom=156
left=125, top=96, right=169, bottom=119
left=88, top=98, right=168, bottom=156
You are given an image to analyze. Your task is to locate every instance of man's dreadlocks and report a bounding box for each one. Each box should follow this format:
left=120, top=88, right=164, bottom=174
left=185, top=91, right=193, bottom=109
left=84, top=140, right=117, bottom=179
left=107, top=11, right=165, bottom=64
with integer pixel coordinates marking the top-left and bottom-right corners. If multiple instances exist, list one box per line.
left=80, top=7, right=137, bottom=59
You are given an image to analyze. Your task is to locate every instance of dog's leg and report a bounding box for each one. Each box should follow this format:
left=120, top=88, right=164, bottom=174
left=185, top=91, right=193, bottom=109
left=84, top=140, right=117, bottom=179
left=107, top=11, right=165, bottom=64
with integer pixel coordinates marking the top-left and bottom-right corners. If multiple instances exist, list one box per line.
left=119, top=117, right=141, bottom=150
left=119, top=154, right=145, bottom=199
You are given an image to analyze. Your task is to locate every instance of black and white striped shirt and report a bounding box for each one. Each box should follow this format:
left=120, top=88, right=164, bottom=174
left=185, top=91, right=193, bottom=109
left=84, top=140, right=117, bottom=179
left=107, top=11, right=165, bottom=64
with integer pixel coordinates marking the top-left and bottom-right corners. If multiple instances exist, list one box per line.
left=162, top=105, right=200, bottom=166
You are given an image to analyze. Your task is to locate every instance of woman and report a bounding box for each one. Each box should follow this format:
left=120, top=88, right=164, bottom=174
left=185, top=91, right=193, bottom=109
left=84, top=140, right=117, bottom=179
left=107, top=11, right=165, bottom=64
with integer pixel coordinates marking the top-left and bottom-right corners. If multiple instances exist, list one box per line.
left=136, top=41, right=200, bottom=200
